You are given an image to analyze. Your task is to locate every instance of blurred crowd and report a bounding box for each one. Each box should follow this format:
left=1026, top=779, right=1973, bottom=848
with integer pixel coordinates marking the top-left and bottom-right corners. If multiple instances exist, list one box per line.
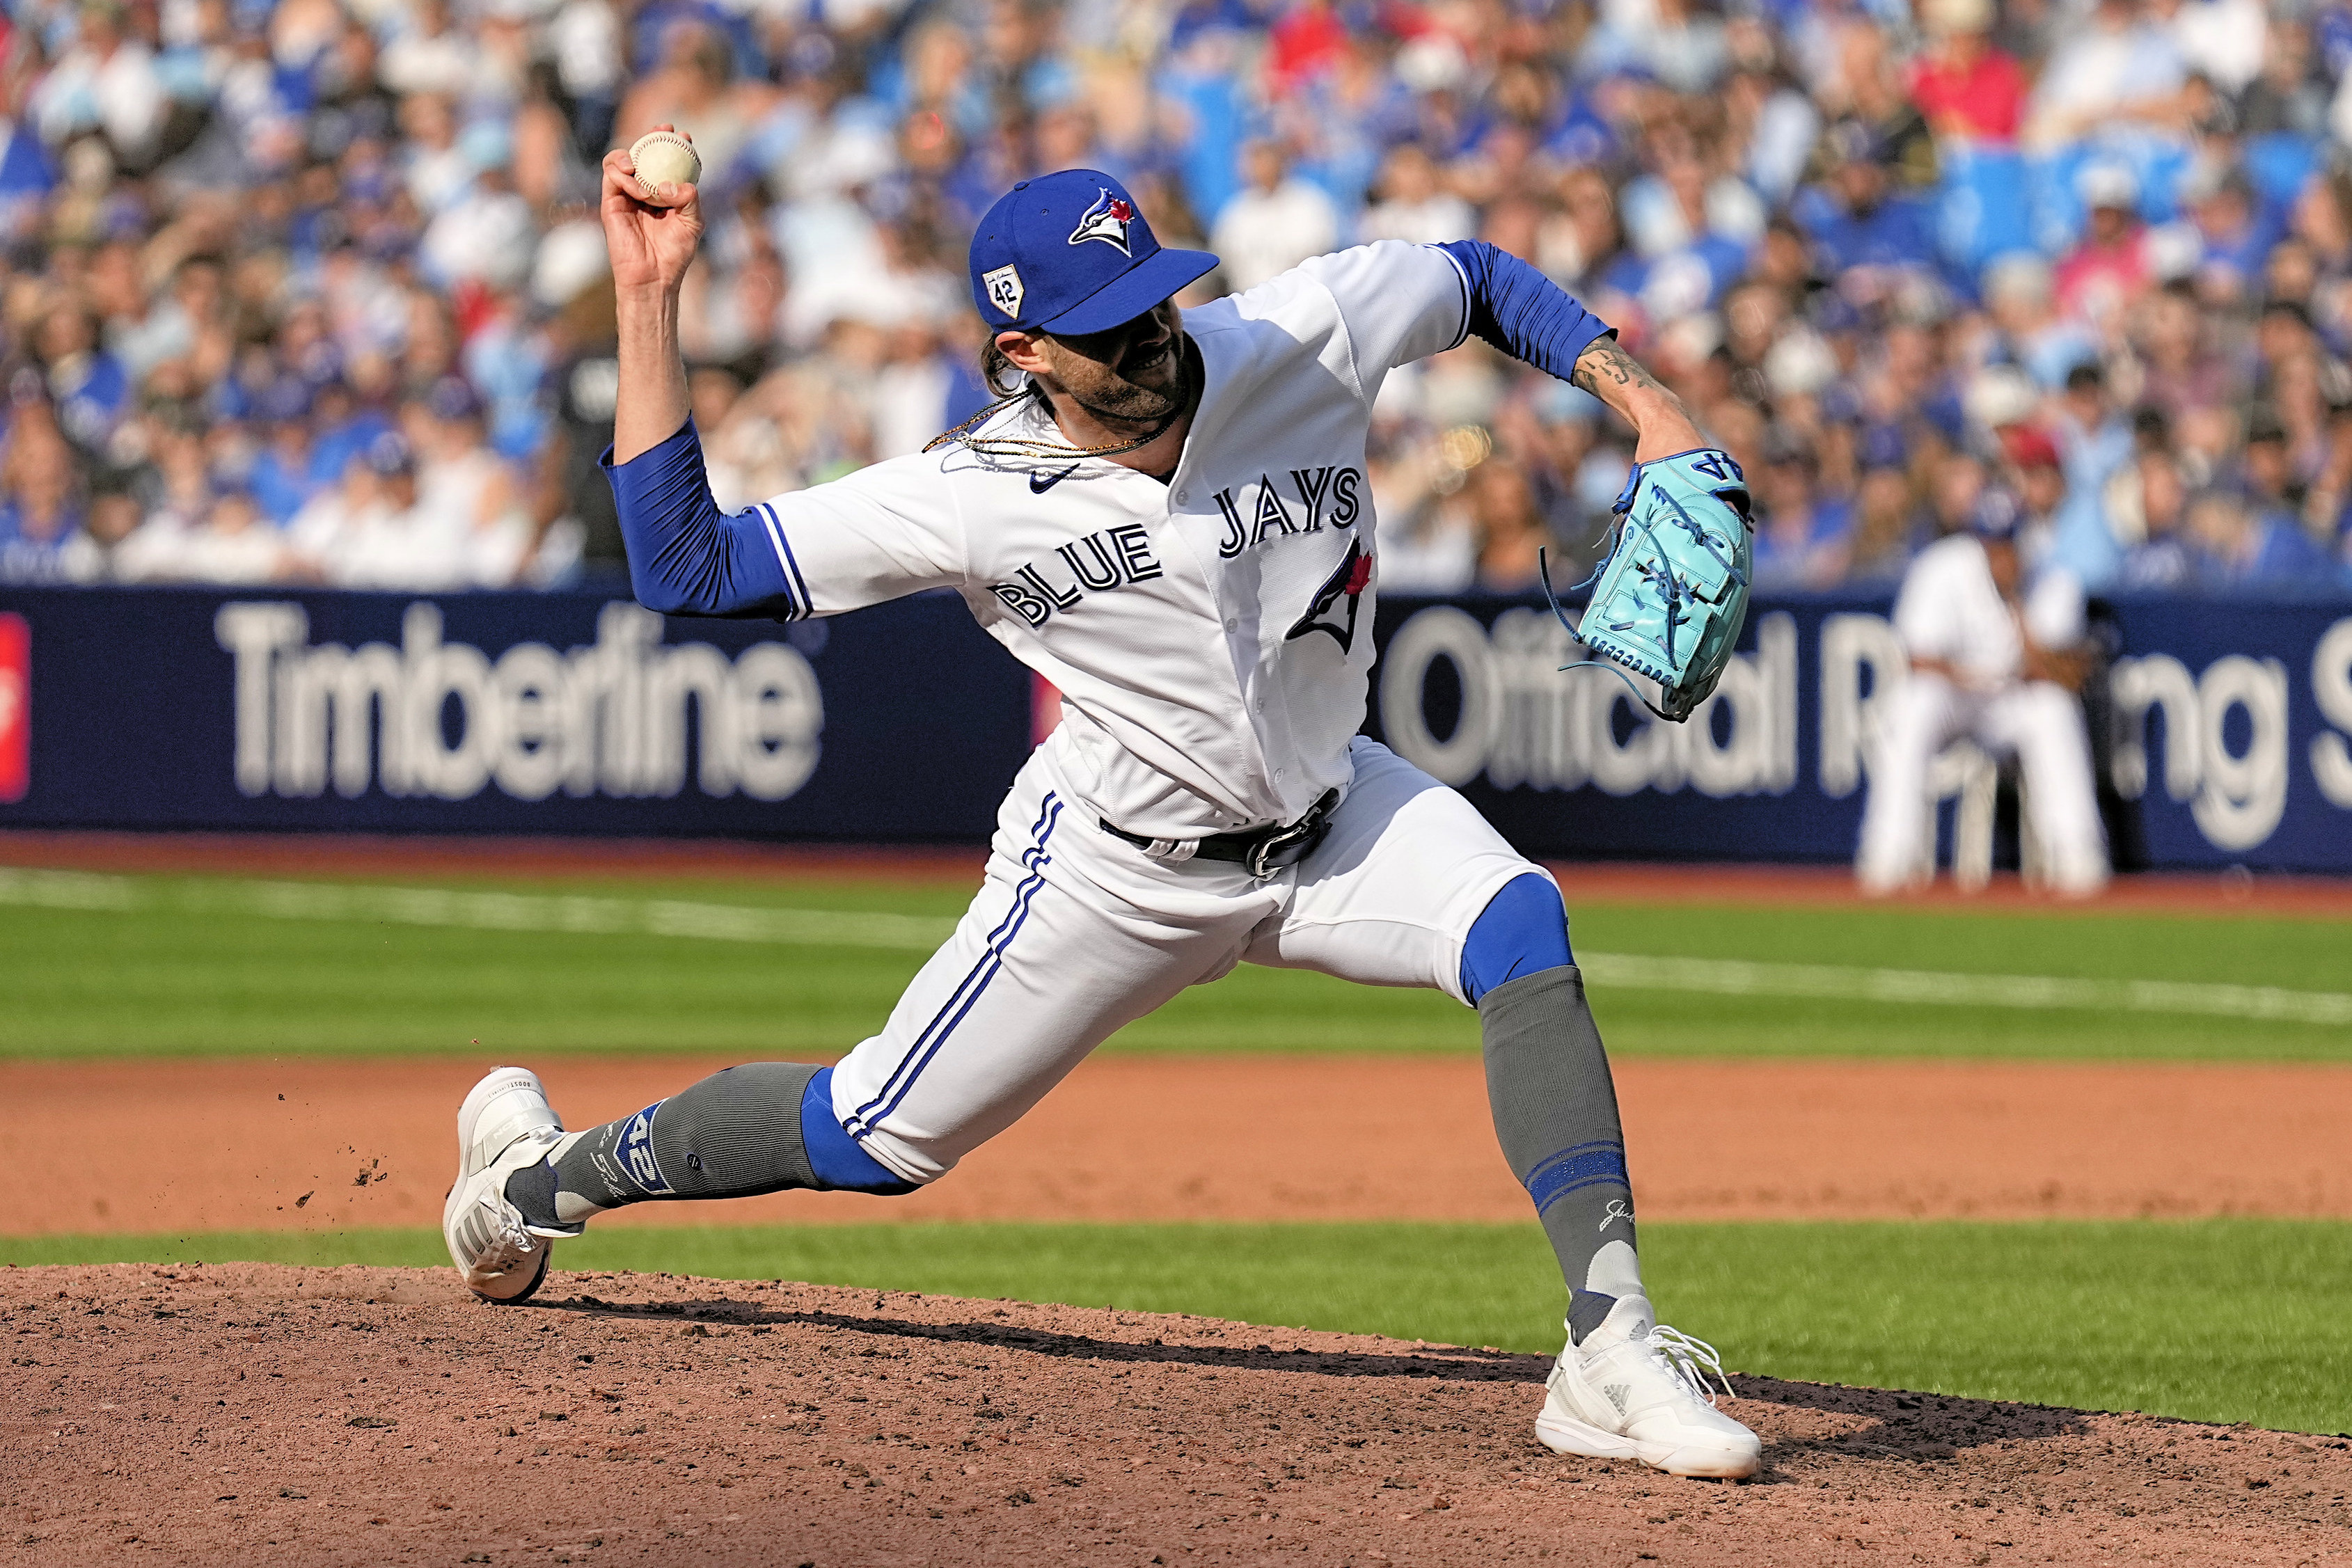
left=3, top=0, right=2352, bottom=597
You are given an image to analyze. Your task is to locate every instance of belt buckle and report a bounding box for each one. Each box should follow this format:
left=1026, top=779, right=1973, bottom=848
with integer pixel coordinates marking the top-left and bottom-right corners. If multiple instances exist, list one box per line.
left=1243, top=790, right=1338, bottom=880
left=1244, top=821, right=1309, bottom=879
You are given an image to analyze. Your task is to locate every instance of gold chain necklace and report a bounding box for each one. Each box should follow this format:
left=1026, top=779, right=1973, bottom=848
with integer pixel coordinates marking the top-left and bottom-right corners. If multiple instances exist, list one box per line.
left=923, top=385, right=1179, bottom=462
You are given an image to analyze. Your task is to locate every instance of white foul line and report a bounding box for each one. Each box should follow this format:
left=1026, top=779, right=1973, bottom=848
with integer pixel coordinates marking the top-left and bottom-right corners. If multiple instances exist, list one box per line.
left=0, top=866, right=140, bottom=910
left=1, top=866, right=2346, bottom=1027
left=1572, top=953, right=2352, bottom=1029
left=0, top=866, right=954, bottom=951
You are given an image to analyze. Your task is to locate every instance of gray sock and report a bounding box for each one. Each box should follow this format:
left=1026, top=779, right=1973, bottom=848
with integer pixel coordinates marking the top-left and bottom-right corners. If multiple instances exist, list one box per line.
left=1478, top=965, right=1643, bottom=1344
left=512, top=1063, right=822, bottom=1225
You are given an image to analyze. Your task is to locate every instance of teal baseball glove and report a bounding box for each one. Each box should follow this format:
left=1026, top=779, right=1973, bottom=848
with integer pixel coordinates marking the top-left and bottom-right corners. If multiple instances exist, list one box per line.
left=1541, top=447, right=1754, bottom=722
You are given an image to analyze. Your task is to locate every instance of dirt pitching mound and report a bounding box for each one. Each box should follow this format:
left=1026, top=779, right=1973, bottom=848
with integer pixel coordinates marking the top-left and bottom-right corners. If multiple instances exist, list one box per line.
left=8, top=1265, right=2351, bottom=1567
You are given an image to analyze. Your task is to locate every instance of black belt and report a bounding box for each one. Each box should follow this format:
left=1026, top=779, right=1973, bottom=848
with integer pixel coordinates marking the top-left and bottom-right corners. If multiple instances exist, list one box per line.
left=1100, top=789, right=1340, bottom=878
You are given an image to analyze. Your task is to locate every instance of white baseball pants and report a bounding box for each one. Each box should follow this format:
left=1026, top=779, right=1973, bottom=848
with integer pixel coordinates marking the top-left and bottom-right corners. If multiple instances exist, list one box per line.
left=1855, top=674, right=2109, bottom=895
left=830, top=736, right=1545, bottom=1185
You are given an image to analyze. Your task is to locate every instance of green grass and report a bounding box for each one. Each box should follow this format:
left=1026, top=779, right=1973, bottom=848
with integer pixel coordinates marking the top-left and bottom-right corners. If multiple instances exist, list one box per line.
left=2, top=869, right=2348, bottom=1059
left=11, top=1219, right=2346, bottom=1435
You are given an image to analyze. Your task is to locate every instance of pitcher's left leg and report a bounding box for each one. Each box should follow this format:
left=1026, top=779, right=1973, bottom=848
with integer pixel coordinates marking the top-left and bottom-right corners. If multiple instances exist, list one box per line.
left=1249, top=739, right=1640, bottom=1320
left=1254, top=738, right=1760, bottom=1478
left=1458, top=873, right=1637, bottom=1339
left=445, top=775, right=1252, bottom=1304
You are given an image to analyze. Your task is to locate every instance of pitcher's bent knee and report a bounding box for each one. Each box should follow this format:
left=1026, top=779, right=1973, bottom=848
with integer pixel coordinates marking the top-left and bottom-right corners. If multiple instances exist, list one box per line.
left=1460, top=871, right=1574, bottom=1006
left=801, top=1068, right=922, bottom=1195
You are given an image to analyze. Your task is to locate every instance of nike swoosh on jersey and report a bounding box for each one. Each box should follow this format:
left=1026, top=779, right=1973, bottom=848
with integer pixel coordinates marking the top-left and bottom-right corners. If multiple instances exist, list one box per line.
left=1029, top=465, right=1079, bottom=493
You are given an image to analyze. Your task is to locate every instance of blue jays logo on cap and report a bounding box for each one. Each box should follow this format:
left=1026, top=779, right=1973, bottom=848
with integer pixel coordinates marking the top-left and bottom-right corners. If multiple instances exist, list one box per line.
left=968, top=169, right=1219, bottom=337
left=1068, top=187, right=1135, bottom=255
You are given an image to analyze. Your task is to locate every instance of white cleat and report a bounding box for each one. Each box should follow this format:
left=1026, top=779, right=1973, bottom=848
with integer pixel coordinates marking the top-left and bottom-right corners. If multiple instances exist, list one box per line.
left=1536, top=1295, right=1762, bottom=1480
left=443, top=1066, right=576, bottom=1304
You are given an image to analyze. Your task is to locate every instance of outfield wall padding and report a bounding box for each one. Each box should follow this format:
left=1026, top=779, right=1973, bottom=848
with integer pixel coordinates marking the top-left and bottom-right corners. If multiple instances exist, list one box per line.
left=0, top=585, right=2346, bottom=871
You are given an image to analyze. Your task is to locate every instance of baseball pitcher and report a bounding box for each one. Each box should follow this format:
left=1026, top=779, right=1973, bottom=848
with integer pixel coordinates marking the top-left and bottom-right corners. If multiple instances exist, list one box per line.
left=444, top=131, right=1763, bottom=1479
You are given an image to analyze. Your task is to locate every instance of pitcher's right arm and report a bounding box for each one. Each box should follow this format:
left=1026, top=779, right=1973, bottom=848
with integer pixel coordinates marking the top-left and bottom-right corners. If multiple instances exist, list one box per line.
left=606, top=129, right=699, bottom=467
left=597, top=135, right=963, bottom=620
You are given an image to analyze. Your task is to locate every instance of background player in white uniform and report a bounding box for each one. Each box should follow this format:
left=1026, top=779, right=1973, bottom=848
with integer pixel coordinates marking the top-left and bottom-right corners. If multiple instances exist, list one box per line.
left=445, top=134, right=1764, bottom=1480
left=1856, top=508, right=2109, bottom=894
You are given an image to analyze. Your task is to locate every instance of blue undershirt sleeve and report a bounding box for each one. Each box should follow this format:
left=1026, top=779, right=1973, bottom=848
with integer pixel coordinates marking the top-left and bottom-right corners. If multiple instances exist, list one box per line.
left=1435, top=239, right=1614, bottom=383
left=599, top=416, right=802, bottom=620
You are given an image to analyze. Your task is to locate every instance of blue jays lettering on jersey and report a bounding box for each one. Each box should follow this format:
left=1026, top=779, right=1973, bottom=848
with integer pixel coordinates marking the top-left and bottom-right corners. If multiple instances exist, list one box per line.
left=986, top=521, right=1164, bottom=628
left=1210, top=466, right=1364, bottom=559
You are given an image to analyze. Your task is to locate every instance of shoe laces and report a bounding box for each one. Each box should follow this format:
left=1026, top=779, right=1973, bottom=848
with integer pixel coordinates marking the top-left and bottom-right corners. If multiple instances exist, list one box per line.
left=1640, top=1323, right=1735, bottom=1404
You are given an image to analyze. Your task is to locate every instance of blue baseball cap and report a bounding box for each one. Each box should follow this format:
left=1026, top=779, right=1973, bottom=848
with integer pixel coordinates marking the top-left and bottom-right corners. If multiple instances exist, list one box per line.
left=365, top=431, right=416, bottom=476
left=968, top=169, right=1219, bottom=337
left=1968, top=488, right=2022, bottom=542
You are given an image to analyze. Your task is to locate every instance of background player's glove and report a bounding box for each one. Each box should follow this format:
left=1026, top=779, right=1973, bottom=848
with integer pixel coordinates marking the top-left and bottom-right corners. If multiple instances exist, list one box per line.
left=1545, top=448, right=1754, bottom=723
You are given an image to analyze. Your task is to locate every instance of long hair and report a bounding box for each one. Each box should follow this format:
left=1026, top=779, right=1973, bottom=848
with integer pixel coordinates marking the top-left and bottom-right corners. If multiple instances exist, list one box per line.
left=979, top=336, right=1030, bottom=397
left=924, top=337, right=1045, bottom=452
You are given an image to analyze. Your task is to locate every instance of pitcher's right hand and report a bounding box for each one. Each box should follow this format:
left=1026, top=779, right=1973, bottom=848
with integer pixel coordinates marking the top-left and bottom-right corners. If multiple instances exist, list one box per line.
left=601, top=125, right=703, bottom=299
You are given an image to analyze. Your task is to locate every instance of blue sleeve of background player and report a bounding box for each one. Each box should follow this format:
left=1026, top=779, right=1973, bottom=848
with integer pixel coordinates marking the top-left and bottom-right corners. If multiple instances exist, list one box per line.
left=1436, top=239, right=1613, bottom=383
left=599, top=417, right=803, bottom=620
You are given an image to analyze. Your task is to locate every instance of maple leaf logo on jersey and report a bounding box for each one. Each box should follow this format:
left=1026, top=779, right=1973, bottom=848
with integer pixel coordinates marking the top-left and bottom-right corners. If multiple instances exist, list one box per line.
left=1067, top=188, right=1136, bottom=255
left=1285, top=537, right=1373, bottom=653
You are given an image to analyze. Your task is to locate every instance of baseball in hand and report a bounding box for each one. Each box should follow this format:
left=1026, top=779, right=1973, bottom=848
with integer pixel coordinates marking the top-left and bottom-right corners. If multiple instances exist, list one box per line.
left=628, top=130, right=701, bottom=196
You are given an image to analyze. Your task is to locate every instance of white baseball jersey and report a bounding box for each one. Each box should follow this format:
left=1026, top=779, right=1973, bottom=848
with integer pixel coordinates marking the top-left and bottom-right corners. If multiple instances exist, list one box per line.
left=743, top=240, right=1476, bottom=839
left=1892, top=533, right=2086, bottom=687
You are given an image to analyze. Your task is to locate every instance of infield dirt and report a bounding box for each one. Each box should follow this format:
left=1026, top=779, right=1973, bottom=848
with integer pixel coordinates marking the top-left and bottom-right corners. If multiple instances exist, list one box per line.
left=6, top=1262, right=2349, bottom=1567
left=8, top=1054, right=2352, bottom=1236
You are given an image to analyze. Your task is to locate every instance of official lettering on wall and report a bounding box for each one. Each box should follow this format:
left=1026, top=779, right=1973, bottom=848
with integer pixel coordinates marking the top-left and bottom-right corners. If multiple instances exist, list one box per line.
left=1375, top=602, right=2352, bottom=864
left=1380, top=605, right=1800, bottom=800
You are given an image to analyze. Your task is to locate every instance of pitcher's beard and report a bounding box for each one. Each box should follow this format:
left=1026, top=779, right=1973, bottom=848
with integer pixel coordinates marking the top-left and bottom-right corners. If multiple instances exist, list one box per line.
left=1068, top=338, right=1187, bottom=428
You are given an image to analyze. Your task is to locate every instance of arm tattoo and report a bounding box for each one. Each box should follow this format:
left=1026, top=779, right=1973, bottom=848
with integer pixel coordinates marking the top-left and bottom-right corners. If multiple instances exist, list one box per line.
left=1570, top=338, right=1664, bottom=399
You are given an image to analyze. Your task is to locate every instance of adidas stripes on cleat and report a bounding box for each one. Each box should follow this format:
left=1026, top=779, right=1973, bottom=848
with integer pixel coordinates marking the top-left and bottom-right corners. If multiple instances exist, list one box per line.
left=443, top=1066, right=579, bottom=1304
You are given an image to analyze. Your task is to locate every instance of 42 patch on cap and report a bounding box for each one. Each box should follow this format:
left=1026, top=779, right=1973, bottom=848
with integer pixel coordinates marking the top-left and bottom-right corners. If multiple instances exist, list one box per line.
left=981, top=263, right=1025, bottom=319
